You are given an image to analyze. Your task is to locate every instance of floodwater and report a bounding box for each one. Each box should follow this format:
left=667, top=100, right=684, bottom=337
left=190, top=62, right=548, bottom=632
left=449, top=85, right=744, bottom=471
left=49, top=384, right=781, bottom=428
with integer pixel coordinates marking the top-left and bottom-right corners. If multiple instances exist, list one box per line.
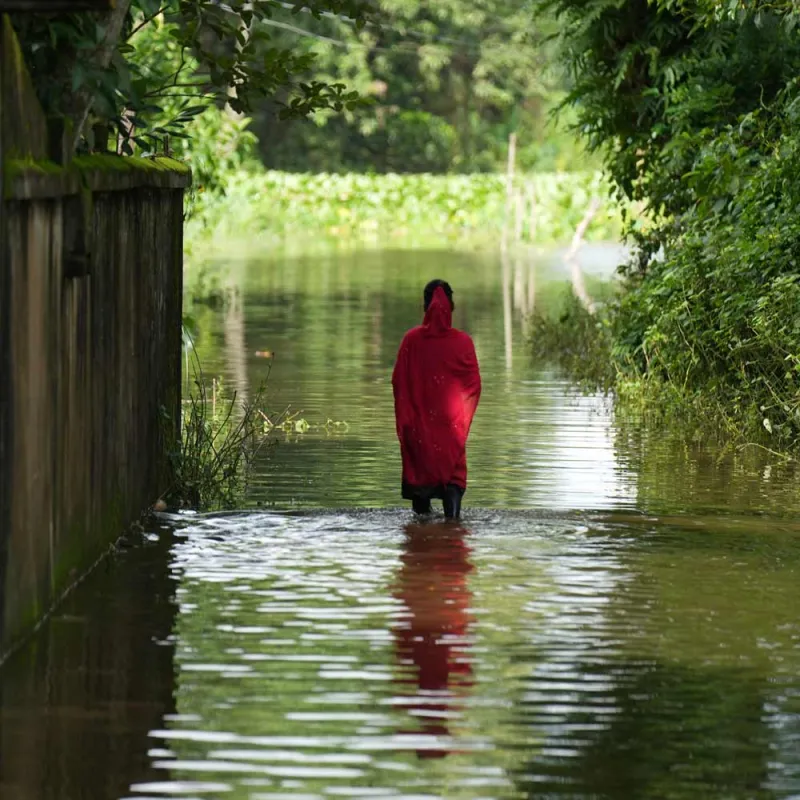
left=3, top=247, right=800, bottom=799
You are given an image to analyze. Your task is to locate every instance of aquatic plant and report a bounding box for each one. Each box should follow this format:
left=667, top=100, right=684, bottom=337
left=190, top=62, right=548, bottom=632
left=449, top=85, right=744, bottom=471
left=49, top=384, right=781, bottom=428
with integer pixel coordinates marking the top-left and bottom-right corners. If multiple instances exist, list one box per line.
left=160, top=353, right=271, bottom=510
left=260, top=407, right=349, bottom=436
left=184, top=169, right=628, bottom=262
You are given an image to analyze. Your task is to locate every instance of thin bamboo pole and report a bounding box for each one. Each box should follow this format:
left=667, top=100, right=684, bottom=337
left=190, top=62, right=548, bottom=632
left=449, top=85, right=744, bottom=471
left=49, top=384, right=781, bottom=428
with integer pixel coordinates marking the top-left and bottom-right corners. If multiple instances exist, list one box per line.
left=502, top=133, right=517, bottom=251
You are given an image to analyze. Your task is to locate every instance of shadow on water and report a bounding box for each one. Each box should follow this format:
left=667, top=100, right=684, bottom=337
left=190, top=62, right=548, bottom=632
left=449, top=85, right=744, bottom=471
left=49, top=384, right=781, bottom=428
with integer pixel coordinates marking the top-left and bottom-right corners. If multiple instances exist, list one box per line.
left=0, top=531, right=177, bottom=800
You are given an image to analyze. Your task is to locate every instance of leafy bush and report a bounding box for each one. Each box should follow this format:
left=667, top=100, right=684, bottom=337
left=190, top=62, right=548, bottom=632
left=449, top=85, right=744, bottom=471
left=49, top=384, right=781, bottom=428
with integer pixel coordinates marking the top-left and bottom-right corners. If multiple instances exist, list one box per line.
left=539, top=0, right=800, bottom=451
left=611, top=98, right=800, bottom=446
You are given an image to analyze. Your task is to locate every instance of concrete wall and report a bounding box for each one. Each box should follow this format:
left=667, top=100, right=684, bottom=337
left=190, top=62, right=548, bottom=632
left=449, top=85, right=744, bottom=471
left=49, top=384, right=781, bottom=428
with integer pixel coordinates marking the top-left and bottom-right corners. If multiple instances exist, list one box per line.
left=0, top=16, right=189, bottom=654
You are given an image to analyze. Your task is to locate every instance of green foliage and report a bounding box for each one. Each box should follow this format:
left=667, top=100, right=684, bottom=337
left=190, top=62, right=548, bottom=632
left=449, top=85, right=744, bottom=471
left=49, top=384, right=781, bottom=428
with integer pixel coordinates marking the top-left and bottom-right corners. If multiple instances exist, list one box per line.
left=11, top=0, right=595, bottom=174
left=163, top=360, right=270, bottom=510
left=118, top=19, right=264, bottom=202
left=11, top=0, right=373, bottom=151
left=611, top=103, right=800, bottom=446
left=179, top=105, right=259, bottom=198
left=545, top=0, right=800, bottom=222
left=250, top=0, right=590, bottom=173
left=541, top=0, right=800, bottom=451
left=185, top=169, right=625, bottom=258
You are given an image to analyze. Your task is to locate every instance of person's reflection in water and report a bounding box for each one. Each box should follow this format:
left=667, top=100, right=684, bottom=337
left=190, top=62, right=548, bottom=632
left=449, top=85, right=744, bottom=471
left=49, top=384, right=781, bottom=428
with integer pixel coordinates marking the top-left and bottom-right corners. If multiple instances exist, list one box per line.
left=393, top=522, right=474, bottom=759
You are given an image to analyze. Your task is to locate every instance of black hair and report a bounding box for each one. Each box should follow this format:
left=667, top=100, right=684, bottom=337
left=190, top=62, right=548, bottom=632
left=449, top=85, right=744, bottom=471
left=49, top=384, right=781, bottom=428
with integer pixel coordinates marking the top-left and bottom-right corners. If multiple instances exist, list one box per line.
left=423, top=279, right=454, bottom=311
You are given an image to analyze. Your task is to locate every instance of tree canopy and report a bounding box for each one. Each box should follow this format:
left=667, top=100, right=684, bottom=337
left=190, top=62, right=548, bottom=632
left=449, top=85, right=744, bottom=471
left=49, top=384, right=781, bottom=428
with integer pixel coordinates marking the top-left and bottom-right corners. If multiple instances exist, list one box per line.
left=11, top=0, right=374, bottom=153
left=254, top=0, right=580, bottom=172
left=249, top=0, right=570, bottom=172
left=10, top=0, right=587, bottom=173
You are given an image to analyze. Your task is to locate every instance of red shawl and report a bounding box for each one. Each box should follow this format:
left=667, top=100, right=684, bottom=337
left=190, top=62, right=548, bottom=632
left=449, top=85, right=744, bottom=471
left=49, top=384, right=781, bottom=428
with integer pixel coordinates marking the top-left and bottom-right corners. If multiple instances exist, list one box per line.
left=392, top=286, right=481, bottom=491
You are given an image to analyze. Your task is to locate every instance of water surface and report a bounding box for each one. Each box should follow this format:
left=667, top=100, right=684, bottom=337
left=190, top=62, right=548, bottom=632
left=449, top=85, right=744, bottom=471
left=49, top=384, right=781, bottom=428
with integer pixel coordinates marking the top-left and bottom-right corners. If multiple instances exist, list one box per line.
left=3, top=247, right=800, bottom=799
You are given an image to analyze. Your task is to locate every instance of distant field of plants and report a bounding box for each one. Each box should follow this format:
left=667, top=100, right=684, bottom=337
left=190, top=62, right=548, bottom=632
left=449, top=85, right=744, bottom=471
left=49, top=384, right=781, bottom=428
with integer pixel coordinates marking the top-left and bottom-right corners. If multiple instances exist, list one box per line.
left=185, top=169, right=627, bottom=261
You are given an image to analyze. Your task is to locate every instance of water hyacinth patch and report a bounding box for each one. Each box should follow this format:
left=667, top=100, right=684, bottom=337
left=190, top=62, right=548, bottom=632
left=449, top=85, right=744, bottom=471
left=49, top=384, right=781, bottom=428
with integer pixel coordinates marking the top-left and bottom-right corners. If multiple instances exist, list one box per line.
left=185, top=169, right=627, bottom=261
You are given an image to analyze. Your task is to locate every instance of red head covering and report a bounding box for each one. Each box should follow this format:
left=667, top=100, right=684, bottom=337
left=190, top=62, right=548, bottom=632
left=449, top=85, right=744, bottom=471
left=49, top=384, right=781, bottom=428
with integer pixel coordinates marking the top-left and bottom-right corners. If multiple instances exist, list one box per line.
left=392, top=286, right=481, bottom=490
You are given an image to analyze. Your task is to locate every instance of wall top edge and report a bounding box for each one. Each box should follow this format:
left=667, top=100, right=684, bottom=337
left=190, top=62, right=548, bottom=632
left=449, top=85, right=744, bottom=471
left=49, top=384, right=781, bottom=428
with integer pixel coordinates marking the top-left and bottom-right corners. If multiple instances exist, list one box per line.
left=5, top=154, right=192, bottom=200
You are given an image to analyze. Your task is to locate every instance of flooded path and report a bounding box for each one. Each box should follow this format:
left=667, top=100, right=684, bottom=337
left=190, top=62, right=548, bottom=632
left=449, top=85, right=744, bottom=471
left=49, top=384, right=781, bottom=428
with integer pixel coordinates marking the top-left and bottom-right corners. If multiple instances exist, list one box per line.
left=3, top=248, right=800, bottom=799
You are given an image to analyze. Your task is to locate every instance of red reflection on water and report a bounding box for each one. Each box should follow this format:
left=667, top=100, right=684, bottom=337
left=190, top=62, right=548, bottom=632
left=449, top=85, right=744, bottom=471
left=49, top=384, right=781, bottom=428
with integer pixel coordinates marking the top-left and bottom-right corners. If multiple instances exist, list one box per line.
left=393, top=522, right=474, bottom=759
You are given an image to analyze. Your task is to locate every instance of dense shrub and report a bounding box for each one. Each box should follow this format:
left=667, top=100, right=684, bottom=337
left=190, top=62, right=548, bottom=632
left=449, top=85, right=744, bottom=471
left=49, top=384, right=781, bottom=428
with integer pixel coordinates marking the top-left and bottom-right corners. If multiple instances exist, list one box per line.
left=612, top=97, right=800, bottom=444
left=538, top=0, right=800, bottom=449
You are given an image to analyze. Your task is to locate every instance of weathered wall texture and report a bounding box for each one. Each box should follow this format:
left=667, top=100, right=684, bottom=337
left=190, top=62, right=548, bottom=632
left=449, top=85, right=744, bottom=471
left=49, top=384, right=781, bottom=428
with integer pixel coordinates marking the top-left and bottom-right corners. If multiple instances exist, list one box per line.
left=0, top=16, right=189, bottom=654
left=1, top=181, right=185, bottom=650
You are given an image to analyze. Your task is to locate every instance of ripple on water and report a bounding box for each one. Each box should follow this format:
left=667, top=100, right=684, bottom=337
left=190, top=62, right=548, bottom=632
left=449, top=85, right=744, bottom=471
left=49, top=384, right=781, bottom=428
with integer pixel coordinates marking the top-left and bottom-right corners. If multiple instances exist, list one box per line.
left=125, top=508, right=800, bottom=799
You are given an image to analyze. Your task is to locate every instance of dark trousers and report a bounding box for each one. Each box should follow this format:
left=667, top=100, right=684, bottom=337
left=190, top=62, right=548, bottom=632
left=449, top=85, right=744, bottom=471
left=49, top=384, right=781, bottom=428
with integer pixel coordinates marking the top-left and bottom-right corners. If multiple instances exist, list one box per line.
left=412, top=484, right=464, bottom=519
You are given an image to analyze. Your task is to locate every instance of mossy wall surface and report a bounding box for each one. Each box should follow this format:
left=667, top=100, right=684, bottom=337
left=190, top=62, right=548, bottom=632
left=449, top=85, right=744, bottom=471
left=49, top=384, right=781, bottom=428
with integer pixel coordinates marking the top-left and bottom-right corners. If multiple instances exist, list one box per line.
left=0, top=183, right=185, bottom=655
left=0, top=16, right=188, bottom=657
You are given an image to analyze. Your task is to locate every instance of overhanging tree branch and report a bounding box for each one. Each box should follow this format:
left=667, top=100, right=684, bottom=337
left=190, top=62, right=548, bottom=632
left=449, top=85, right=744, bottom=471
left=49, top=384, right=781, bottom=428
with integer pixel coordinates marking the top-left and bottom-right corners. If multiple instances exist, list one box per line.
left=68, top=0, right=134, bottom=151
left=127, top=3, right=170, bottom=39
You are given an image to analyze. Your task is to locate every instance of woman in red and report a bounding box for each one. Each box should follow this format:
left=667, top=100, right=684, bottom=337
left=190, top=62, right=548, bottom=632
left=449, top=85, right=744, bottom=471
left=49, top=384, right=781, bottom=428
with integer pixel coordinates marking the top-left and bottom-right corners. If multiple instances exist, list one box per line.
left=392, top=280, right=481, bottom=519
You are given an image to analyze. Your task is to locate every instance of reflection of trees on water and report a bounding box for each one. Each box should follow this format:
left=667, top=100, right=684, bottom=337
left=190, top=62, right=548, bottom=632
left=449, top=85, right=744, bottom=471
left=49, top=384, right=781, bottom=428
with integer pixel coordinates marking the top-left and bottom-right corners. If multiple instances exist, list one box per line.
left=510, top=516, right=800, bottom=798
left=501, top=245, right=538, bottom=371
left=515, top=659, right=773, bottom=799
left=224, top=263, right=249, bottom=406
left=393, top=522, right=474, bottom=759
left=612, top=418, right=800, bottom=516
left=0, top=534, right=177, bottom=799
